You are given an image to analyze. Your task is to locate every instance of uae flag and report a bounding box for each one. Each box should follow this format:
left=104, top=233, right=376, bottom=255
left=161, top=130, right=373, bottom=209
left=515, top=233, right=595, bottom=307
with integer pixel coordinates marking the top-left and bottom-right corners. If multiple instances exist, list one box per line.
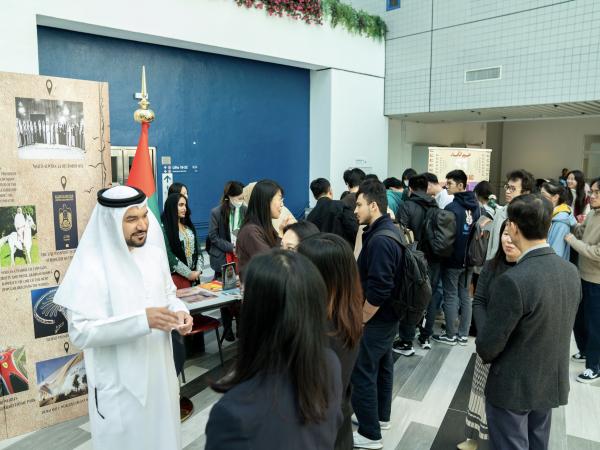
left=126, top=121, right=160, bottom=219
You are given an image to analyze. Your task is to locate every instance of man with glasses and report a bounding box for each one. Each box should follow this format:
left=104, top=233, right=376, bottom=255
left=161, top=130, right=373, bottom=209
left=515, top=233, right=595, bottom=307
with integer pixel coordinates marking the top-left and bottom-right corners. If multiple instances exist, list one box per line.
left=486, top=169, right=535, bottom=261
left=566, top=178, right=600, bottom=383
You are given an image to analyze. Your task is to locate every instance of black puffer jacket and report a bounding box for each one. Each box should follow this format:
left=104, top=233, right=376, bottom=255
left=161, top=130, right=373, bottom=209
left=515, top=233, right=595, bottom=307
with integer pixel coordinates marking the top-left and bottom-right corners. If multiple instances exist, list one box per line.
left=398, top=191, right=438, bottom=242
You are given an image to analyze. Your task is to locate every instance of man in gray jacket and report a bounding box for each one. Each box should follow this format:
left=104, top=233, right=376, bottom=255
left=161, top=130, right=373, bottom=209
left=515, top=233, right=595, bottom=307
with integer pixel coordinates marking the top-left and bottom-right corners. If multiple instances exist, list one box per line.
left=476, top=194, right=581, bottom=450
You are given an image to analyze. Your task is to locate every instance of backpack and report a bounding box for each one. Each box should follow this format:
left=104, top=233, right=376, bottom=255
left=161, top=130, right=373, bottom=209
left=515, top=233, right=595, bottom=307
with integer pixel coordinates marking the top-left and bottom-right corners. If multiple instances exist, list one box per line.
left=369, top=229, right=432, bottom=324
left=420, top=207, right=456, bottom=258
left=465, top=214, right=492, bottom=267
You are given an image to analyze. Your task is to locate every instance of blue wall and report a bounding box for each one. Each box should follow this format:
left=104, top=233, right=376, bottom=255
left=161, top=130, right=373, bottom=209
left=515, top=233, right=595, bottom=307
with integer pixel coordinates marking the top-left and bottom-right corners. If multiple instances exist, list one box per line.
left=37, top=26, right=310, bottom=237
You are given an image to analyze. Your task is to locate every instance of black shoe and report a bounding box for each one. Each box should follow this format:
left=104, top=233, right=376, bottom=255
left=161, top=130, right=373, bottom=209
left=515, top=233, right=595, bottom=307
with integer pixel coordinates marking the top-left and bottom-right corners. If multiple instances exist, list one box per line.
left=392, top=340, right=415, bottom=356
left=224, top=329, right=235, bottom=342
left=577, top=368, right=599, bottom=384
left=417, top=334, right=431, bottom=350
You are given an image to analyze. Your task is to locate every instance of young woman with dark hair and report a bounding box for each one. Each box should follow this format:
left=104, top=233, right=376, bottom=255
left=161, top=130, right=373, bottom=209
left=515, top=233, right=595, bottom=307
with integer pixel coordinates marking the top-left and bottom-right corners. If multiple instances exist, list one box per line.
left=567, top=170, right=590, bottom=222
left=161, top=193, right=202, bottom=287
left=459, top=221, right=522, bottom=450
left=205, top=250, right=342, bottom=449
left=281, top=220, right=319, bottom=250
left=236, top=179, right=284, bottom=276
left=297, top=233, right=363, bottom=450
left=168, top=181, right=188, bottom=199
left=207, top=180, right=245, bottom=276
left=541, top=180, right=576, bottom=260
left=207, top=180, right=246, bottom=341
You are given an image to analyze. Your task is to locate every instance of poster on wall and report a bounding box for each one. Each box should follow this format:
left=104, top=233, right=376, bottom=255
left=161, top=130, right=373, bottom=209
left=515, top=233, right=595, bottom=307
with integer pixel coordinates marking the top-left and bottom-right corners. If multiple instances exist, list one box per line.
left=427, top=147, right=492, bottom=190
left=0, top=71, right=110, bottom=439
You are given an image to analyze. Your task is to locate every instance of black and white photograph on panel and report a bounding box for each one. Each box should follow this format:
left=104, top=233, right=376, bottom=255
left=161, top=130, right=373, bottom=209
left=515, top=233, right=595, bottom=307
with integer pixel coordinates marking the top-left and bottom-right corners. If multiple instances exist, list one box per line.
left=15, top=98, right=85, bottom=159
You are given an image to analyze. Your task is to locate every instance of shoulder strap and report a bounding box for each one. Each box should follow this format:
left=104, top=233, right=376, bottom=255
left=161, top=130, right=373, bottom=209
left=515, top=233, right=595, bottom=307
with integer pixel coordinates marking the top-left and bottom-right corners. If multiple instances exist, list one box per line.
left=370, top=228, right=405, bottom=248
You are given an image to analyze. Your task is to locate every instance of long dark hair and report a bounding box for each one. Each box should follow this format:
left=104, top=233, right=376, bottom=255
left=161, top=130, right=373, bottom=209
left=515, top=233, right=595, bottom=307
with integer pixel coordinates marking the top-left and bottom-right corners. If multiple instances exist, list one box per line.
left=219, top=180, right=244, bottom=228
left=243, top=179, right=282, bottom=247
left=297, top=233, right=363, bottom=349
left=161, top=193, right=198, bottom=269
left=213, top=250, right=331, bottom=424
left=567, top=170, right=587, bottom=216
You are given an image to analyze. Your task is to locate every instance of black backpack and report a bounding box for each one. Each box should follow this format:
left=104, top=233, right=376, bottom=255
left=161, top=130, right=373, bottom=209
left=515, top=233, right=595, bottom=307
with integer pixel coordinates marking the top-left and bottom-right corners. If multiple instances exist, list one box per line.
left=465, top=213, right=492, bottom=267
left=369, top=229, right=432, bottom=324
left=420, top=207, right=456, bottom=259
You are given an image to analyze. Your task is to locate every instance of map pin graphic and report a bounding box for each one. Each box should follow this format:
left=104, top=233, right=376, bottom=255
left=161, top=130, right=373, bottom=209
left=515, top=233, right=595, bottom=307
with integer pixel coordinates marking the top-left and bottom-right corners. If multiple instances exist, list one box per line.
left=64, top=342, right=70, bottom=353
left=46, top=79, right=53, bottom=95
left=61, top=176, right=67, bottom=190
left=54, top=270, right=60, bottom=284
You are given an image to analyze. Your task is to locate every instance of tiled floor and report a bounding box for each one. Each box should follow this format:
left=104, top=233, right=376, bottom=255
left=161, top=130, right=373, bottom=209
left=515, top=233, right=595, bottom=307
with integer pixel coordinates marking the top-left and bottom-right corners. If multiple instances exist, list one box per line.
left=2, top=334, right=599, bottom=450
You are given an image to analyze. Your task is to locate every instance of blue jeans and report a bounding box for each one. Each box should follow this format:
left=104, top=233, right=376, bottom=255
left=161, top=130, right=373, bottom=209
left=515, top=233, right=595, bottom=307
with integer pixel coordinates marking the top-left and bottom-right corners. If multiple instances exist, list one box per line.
left=441, top=267, right=473, bottom=338
left=580, top=280, right=600, bottom=371
left=421, top=262, right=442, bottom=339
left=351, top=320, right=398, bottom=440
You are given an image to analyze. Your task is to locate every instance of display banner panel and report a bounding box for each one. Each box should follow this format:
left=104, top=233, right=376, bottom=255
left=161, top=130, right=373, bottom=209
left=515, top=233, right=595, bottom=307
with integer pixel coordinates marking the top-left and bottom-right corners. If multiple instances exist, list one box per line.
left=427, top=147, right=492, bottom=190
left=0, top=72, right=110, bottom=438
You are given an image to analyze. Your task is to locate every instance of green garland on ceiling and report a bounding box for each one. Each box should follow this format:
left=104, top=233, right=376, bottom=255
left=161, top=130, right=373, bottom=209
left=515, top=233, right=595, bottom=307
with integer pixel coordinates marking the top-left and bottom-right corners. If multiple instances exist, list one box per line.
left=321, top=0, right=387, bottom=41
left=234, top=0, right=387, bottom=41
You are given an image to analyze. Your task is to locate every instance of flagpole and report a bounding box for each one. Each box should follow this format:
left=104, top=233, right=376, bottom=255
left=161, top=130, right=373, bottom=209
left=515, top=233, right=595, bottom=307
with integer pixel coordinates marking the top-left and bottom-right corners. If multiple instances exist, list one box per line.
left=127, top=66, right=160, bottom=218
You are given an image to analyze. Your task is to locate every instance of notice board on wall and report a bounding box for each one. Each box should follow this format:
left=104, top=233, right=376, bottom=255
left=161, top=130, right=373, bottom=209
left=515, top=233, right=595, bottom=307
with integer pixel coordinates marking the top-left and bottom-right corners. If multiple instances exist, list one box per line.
left=0, top=71, right=110, bottom=439
left=427, top=147, right=492, bottom=189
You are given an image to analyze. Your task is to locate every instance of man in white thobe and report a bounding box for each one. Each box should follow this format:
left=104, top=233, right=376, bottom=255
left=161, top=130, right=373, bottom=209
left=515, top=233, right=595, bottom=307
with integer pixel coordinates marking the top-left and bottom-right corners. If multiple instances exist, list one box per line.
left=54, top=185, right=193, bottom=450
left=14, top=207, right=25, bottom=245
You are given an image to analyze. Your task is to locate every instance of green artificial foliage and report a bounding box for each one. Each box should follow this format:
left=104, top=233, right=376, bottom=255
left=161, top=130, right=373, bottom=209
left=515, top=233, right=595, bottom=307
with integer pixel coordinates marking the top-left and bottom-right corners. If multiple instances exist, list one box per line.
left=234, top=0, right=387, bottom=41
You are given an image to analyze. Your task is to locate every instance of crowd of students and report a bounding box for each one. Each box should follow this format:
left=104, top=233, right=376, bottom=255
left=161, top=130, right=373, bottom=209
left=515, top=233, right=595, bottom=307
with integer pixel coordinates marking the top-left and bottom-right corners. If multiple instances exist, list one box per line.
left=159, top=166, right=599, bottom=450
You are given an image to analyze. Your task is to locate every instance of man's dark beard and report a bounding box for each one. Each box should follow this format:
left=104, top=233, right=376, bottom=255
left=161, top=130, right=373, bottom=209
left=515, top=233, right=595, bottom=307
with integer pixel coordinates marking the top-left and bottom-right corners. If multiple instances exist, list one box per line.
left=125, top=234, right=147, bottom=248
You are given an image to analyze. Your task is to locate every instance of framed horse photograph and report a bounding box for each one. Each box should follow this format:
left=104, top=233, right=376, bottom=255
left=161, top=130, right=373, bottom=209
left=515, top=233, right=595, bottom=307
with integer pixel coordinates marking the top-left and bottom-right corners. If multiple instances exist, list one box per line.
left=0, top=205, right=40, bottom=268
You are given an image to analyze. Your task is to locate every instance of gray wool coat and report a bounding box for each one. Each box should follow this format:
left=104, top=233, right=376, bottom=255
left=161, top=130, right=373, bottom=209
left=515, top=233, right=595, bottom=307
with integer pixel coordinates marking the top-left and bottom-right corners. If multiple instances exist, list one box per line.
left=475, top=246, right=581, bottom=411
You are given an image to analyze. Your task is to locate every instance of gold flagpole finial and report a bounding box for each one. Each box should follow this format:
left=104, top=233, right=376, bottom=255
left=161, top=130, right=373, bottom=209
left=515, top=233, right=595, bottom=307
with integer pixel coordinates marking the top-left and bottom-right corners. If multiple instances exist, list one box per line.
left=134, top=65, right=155, bottom=123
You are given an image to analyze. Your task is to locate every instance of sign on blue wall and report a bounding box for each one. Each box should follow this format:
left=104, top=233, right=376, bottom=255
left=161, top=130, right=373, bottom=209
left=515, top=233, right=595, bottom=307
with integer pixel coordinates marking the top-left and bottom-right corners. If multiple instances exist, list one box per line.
left=37, top=27, right=310, bottom=237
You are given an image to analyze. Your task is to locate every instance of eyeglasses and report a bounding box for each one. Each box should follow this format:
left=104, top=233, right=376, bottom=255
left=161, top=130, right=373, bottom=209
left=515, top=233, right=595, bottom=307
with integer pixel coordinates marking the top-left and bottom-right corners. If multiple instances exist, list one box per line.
left=590, top=190, right=600, bottom=197
left=504, top=184, right=518, bottom=193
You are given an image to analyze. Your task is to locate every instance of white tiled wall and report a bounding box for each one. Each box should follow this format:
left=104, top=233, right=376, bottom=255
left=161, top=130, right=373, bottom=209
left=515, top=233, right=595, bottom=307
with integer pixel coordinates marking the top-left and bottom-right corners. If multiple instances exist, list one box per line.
left=344, top=0, right=600, bottom=115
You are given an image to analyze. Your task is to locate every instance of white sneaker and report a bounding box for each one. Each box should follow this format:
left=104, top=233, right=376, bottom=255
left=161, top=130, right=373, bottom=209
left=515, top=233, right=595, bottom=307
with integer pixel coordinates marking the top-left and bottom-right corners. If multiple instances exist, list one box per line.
left=351, top=414, right=391, bottom=430
left=353, top=431, right=383, bottom=449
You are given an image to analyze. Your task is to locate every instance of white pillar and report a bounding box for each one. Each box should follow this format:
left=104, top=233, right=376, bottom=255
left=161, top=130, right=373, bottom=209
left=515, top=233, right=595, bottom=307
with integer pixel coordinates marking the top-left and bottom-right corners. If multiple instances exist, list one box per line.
left=309, top=68, right=388, bottom=206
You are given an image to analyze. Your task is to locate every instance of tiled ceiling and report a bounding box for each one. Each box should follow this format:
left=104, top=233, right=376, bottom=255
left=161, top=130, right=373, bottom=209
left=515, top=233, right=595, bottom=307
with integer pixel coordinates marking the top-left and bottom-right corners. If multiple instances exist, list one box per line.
left=389, top=101, right=600, bottom=123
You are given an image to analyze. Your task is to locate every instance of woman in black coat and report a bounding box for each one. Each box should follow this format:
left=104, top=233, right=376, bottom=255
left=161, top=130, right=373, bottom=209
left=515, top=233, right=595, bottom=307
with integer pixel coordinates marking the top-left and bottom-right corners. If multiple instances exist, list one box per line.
left=207, top=181, right=245, bottom=341
left=205, top=250, right=342, bottom=450
left=298, top=234, right=363, bottom=450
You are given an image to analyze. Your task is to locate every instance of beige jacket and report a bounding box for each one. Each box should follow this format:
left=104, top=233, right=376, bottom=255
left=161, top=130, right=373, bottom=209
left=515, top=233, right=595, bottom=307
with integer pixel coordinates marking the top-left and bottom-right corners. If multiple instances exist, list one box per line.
left=571, top=208, right=600, bottom=283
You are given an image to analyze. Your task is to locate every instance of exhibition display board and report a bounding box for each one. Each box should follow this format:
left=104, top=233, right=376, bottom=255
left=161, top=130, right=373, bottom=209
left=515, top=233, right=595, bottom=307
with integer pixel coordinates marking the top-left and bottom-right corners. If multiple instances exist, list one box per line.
left=427, top=147, right=492, bottom=188
left=0, top=72, right=110, bottom=439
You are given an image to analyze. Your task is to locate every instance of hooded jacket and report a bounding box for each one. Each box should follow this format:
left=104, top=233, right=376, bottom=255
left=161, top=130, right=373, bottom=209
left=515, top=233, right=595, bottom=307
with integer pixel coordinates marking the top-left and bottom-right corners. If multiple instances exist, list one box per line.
left=548, top=204, right=576, bottom=260
left=443, top=191, right=481, bottom=268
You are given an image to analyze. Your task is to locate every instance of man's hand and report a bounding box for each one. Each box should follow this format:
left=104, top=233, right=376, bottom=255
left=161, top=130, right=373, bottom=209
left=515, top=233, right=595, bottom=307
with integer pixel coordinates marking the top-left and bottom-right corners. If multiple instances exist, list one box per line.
left=146, top=307, right=180, bottom=331
left=176, top=311, right=193, bottom=335
left=565, top=233, right=575, bottom=243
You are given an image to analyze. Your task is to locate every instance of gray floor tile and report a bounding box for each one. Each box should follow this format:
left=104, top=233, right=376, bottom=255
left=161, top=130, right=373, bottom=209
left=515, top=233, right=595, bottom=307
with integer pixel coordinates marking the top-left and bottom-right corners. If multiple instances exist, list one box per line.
left=2, top=416, right=89, bottom=450
left=567, top=435, right=600, bottom=450
left=394, top=421, right=437, bottom=450
left=550, top=406, right=568, bottom=450
left=398, top=346, right=451, bottom=401
left=184, top=434, right=206, bottom=450
left=392, top=354, right=423, bottom=398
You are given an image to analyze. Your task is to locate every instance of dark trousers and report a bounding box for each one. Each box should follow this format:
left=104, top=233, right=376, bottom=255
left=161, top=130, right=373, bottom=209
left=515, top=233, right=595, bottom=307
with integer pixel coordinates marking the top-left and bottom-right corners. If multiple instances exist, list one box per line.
left=575, top=280, right=600, bottom=370
left=421, top=262, right=442, bottom=339
left=351, top=320, right=398, bottom=441
left=486, top=400, right=552, bottom=450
